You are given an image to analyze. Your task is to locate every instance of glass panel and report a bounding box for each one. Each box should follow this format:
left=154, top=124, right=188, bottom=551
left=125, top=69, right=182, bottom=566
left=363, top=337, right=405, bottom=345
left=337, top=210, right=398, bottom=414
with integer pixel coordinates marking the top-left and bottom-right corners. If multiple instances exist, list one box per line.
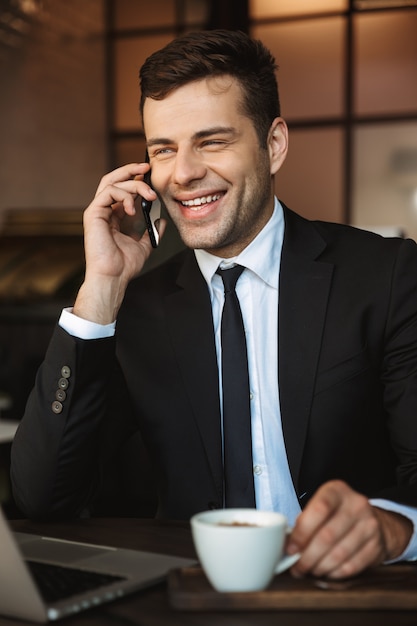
left=114, top=0, right=176, bottom=30
left=252, top=18, right=345, bottom=119
left=355, top=0, right=417, bottom=8
left=113, top=136, right=146, bottom=168
left=351, top=122, right=417, bottom=241
left=354, top=10, right=417, bottom=115
left=277, top=127, right=345, bottom=223
left=184, top=0, right=210, bottom=24
left=250, top=0, right=348, bottom=19
left=114, top=34, right=174, bottom=131
left=0, top=0, right=107, bottom=212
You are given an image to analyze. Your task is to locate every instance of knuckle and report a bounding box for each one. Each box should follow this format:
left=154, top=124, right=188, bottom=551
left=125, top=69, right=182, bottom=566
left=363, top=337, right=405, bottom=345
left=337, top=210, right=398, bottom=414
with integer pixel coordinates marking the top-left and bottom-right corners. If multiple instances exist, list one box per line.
left=335, top=559, right=357, bottom=579
left=320, top=524, right=338, bottom=547
left=311, top=497, right=332, bottom=518
left=351, top=492, right=369, bottom=516
left=323, top=479, right=348, bottom=494
left=315, top=480, right=348, bottom=510
left=331, top=543, right=350, bottom=564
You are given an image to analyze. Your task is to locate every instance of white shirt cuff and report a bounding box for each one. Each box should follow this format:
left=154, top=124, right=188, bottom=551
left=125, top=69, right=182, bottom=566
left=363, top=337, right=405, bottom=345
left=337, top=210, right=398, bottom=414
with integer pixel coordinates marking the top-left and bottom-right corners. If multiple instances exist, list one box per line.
left=59, top=307, right=116, bottom=340
left=370, top=498, right=417, bottom=562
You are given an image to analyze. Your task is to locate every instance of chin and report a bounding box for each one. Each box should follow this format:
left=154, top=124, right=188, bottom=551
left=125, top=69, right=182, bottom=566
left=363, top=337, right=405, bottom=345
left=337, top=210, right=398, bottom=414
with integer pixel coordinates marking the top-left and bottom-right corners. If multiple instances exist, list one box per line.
left=177, top=226, right=224, bottom=252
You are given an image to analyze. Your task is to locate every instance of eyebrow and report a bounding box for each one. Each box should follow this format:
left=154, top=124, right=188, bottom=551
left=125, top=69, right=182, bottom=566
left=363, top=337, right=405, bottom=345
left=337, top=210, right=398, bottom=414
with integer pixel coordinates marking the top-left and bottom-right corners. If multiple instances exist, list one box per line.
left=193, top=126, right=237, bottom=140
left=147, top=126, right=238, bottom=148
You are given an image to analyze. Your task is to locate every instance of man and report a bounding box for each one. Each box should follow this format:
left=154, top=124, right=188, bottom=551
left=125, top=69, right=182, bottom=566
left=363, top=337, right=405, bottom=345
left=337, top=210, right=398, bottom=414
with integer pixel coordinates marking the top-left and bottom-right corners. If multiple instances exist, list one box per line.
left=11, top=30, right=417, bottom=580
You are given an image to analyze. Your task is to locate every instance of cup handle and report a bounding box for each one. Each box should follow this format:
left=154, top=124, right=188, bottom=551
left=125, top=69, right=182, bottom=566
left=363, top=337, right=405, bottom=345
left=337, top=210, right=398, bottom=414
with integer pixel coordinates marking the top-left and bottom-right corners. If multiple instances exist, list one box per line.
left=274, top=526, right=300, bottom=574
left=274, top=552, right=300, bottom=574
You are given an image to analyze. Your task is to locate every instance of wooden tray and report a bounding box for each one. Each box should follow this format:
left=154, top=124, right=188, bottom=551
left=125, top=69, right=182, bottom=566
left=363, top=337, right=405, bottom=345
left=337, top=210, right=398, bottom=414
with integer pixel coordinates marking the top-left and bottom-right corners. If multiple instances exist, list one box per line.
left=168, top=564, right=417, bottom=611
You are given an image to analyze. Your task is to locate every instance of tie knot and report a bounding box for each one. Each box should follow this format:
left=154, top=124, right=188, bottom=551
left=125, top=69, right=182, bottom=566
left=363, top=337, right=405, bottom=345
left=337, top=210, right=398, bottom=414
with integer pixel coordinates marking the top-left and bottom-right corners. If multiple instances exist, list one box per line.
left=217, top=265, right=245, bottom=293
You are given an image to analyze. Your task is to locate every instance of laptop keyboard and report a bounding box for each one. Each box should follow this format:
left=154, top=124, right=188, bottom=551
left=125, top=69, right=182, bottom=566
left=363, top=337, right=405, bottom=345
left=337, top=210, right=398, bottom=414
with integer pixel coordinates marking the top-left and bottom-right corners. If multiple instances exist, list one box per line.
left=26, top=560, right=127, bottom=603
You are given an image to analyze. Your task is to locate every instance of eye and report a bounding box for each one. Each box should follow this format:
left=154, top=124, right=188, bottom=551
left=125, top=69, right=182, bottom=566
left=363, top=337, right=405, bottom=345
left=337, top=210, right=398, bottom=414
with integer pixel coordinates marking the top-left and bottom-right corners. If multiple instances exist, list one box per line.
left=152, top=147, right=176, bottom=160
left=201, top=139, right=227, bottom=149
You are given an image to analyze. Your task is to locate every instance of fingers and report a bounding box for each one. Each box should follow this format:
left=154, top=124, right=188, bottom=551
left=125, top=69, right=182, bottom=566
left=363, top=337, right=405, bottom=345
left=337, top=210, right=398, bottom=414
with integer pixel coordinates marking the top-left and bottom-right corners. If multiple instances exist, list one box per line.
left=92, top=163, right=157, bottom=217
left=74, top=164, right=161, bottom=324
left=95, top=162, right=150, bottom=196
left=288, top=481, right=386, bottom=579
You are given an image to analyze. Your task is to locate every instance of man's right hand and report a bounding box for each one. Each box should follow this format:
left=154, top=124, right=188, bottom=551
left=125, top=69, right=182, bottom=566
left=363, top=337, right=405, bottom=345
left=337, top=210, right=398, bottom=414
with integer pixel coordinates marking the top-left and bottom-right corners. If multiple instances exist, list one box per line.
left=73, top=163, right=161, bottom=325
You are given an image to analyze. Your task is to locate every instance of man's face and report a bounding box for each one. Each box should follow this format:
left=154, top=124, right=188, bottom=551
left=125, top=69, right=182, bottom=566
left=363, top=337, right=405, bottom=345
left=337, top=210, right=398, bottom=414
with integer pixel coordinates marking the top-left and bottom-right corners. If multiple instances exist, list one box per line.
left=143, top=76, right=287, bottom=258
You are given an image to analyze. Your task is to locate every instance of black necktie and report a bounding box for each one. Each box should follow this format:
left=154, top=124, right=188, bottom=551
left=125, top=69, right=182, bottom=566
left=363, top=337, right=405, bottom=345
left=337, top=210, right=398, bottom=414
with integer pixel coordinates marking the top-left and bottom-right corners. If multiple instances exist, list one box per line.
left=217, top=265, right=255, bottom=508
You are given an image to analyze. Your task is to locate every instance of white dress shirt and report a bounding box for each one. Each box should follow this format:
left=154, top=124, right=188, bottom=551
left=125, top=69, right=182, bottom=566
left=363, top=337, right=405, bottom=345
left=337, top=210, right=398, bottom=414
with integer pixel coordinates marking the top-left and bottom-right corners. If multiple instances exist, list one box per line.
left=60, top=198, right=417, bottom=560
left=194, top=200, right=301, bottom=523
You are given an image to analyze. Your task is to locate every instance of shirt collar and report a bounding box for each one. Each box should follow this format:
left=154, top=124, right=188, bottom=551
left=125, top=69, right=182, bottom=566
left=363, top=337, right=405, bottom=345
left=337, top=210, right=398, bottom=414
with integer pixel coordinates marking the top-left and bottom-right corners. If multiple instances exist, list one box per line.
left=195, top=197, right=284, bottom=290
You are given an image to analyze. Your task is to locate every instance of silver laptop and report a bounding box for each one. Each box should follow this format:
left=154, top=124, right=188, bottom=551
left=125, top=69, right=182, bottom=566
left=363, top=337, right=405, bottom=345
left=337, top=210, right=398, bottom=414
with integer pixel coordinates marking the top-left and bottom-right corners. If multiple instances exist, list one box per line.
left=0, top=507, right=195, bottom=622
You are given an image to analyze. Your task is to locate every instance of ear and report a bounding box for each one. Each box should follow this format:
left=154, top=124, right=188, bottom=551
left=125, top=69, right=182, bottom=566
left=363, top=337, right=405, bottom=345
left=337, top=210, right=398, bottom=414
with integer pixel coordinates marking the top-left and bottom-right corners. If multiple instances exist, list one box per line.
left=267, top=117, right=289, bottom=175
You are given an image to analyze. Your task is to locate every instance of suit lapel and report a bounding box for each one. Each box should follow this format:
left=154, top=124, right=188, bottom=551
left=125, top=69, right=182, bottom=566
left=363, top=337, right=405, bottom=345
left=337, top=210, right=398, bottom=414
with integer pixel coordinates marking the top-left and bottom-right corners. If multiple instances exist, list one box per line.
left=279, top=207, right=334, bottom=493
left=164, top=251, right=224, bottom=501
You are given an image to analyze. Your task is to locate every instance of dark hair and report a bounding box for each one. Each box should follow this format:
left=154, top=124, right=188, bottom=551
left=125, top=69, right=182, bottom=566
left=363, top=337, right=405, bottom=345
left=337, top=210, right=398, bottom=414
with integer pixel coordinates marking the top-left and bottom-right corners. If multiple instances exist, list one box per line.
left=139, top=29, right=280, bottom=147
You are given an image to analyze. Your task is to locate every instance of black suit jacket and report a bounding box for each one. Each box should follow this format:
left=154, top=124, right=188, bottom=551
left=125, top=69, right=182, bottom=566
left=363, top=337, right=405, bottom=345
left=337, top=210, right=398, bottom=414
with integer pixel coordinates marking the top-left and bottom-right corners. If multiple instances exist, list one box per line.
left=11, top=206, right=417, bottom=520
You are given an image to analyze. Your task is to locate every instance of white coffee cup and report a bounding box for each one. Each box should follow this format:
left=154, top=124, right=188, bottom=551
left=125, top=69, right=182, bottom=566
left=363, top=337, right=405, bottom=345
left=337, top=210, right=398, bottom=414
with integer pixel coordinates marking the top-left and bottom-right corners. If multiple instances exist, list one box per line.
left=190, top=508, right=300, bottom=593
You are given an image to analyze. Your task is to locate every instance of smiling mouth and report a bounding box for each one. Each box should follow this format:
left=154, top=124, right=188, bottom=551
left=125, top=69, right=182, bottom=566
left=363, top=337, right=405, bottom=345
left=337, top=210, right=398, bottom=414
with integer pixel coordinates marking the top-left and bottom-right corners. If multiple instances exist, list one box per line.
left=180, top=194, right=222, bottom=210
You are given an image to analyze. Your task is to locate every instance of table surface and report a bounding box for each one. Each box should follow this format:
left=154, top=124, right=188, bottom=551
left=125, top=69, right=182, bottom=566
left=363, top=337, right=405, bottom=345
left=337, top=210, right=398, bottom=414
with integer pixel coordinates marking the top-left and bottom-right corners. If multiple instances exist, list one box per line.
left=1, top=516, right=416, bottom=626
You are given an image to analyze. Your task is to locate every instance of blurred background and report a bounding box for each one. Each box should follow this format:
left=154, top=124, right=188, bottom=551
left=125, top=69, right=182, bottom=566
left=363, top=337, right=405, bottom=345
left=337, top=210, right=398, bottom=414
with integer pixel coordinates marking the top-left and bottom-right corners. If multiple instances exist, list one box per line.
left=0, top=0, right=416, bottom=511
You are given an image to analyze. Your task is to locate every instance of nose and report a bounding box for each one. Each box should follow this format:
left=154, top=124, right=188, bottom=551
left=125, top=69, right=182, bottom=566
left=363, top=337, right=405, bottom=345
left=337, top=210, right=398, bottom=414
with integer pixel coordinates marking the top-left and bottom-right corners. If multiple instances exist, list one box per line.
left=172, top=147, right=206, bottom=186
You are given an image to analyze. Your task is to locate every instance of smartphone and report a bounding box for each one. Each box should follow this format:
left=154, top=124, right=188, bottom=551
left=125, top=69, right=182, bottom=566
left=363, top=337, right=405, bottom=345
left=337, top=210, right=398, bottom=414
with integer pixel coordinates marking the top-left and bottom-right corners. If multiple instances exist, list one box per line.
left=141, top=152, right=160, bottom=248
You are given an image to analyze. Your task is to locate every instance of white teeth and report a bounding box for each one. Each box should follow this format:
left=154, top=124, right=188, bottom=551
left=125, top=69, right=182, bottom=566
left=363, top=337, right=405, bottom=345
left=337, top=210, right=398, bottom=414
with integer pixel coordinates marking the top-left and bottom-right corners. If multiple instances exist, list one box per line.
left=181, top=194, right=221, bottom=208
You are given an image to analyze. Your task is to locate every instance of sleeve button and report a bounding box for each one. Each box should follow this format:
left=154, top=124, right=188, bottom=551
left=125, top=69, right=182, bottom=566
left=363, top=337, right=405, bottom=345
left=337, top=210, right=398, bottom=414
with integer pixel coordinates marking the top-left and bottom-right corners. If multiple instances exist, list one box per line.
left=55, top=389, right=66, bottom=402
left=52, top=401, right=63, bottom=414
left=58, top=378, right=69, bottom=390
left=61, top=366, right=71, bottom=378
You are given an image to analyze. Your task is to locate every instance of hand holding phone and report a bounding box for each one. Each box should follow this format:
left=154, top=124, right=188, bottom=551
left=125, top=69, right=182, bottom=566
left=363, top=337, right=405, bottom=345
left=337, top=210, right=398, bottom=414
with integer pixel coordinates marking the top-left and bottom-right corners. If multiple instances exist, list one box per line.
left=141, top=153, right=160, bottom=248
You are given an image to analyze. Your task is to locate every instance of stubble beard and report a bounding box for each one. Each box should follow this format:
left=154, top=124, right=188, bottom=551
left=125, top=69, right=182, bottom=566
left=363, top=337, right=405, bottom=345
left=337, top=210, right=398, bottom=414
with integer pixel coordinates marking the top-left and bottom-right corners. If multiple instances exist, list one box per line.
left=168, top=164, right=273, bottom=255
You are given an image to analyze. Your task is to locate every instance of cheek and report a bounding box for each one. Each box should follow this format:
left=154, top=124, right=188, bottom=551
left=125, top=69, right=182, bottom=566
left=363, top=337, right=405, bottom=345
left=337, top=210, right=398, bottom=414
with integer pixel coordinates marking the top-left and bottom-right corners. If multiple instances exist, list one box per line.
left=223, top=153, right=258, bottom=183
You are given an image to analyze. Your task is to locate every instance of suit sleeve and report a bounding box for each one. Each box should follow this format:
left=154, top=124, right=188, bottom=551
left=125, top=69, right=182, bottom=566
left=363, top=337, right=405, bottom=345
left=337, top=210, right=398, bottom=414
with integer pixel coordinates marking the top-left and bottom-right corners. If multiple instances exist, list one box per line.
left=10, top=325, right=135, bottom=520
left=380, top=238, right=417, bottom=505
